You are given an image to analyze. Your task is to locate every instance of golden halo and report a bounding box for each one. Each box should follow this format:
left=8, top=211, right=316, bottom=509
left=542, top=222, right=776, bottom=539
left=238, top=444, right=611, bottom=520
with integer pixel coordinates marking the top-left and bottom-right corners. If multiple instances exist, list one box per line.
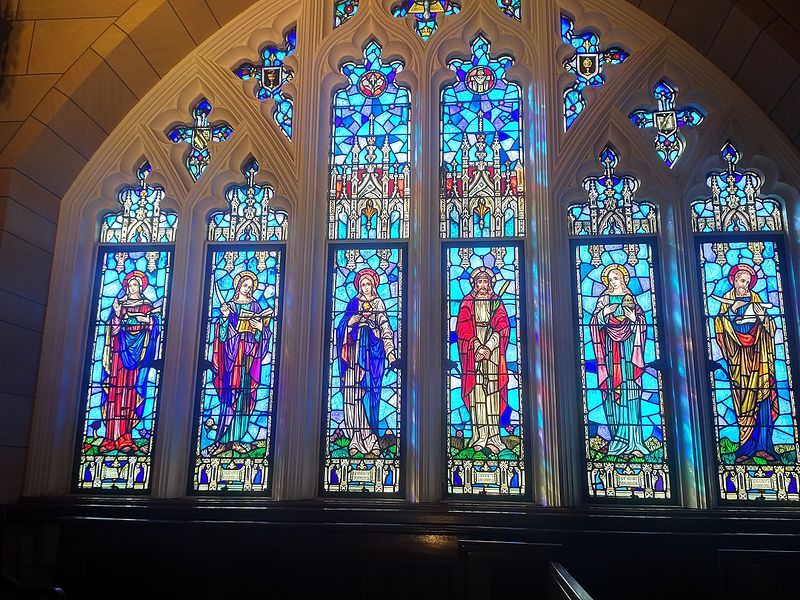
left=469, top=266, right=496, bottom=286
left=233, top=270, right=259, bottom=292
left=601, top=264, right=630, bottom=287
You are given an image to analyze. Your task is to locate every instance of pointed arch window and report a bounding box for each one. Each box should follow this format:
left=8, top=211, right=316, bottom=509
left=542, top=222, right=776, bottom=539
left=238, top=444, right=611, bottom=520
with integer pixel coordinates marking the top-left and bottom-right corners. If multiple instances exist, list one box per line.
left=692, top=142, right=800, bottom=502
left=567, top=146, right=673, bottom=501
left=442, top=37, right=528, bottom=497
left=75, top=162, right=177, bottom=492
left=322, top=41, right=408, bottom=495
left=328, top=40, right=410, bottom=241
left=189, top=157, right=287, bottom=494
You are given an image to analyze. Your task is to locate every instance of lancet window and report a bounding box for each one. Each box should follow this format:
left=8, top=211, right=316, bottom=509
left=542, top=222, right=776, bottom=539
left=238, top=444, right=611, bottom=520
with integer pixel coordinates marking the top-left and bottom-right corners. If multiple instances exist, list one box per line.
left=692, top=142, right=800, bottom=502
left=322, top=41, right=409, bottom=494
left=567, top=145, right=673, bottom=500
left=75, top=162, right=177, bottom=492
left=442, top=37, right=528, bottom=497
left=190, top=157, right=287, bottom=494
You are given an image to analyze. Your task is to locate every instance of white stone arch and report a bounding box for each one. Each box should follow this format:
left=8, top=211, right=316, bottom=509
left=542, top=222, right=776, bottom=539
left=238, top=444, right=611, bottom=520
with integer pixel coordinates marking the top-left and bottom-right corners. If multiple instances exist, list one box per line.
left=23, top=0, right=800, bottom=509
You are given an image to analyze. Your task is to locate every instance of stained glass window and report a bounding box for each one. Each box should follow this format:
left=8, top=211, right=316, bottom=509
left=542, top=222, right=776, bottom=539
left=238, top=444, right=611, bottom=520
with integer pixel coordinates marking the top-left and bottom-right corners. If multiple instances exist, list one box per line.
left=191, top=157, right=286, bottom=494
left=166, top=98, right=233, bottom=181
left=496, top=0, right=521, bottom=20
left=334, top=0, right=358, bottom=28
left=691, top=143, right=782, bottom=233
left=692, top=143, right=799, bottom=502
left=76, top=162, right=177, bottom=492
left=440, top=36, right=525, bottom=239
left=392, top=1, right=460, bottom=41
left=567, top=146, right=672, bottom=500
left=445, top=243, right=527, bottom=496
left=629, top=80, right=705, bottom=169
left=328, top=41, right=410, bottom=240
left=560, top=14, right=628, bottom=131
left=233, top=28, right=296, bottom=141
left=322, top=246, right=404, bottom=494
left=568, top=145, right=656, bottom=237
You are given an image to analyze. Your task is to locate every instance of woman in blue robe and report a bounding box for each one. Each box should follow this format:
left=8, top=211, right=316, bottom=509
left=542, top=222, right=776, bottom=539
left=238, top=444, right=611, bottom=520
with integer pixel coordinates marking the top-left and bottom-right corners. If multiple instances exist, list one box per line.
left=336, top=268, right=396, bottom=456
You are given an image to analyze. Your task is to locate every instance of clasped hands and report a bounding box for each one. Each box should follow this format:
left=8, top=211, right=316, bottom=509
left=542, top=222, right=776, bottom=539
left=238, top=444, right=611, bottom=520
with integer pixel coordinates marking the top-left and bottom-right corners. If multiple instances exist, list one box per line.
left=474, top=345, right=492, bottom=362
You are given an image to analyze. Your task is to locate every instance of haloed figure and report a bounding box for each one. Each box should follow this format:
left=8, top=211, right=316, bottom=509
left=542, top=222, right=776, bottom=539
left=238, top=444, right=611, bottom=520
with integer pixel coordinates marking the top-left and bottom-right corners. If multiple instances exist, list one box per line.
left=714, top=264, right=779, bottom=464
left=590, top=264, right=648, bottom=457
left=456, top=267, right=511, bottom=455
left=336, top=269, right=397, bottom=457
left=100, top=270, right=159, bottom=453
left=208, top=271, right=270, bottom=456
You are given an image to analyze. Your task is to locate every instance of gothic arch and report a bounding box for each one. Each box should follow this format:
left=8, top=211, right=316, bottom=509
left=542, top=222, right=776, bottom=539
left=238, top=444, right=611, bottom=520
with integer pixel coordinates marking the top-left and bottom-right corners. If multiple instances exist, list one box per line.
left=18, top=0, right=800, bottom=509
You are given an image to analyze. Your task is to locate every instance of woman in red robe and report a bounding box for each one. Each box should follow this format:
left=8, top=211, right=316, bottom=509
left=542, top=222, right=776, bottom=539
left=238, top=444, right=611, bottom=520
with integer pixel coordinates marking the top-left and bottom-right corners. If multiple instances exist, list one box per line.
left=99, top=270, right=159, bottom=453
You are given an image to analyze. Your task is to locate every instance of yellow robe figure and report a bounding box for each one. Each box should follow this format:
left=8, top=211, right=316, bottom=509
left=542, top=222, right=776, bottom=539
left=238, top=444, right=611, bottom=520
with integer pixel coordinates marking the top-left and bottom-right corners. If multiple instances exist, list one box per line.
left=714, top=286, right=779, bottom=461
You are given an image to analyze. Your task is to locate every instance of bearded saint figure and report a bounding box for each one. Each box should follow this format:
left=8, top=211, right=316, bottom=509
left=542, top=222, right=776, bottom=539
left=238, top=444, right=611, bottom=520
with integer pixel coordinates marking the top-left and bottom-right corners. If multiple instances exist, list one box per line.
left=336, top=268, right=397, bottom=457
left=714, top=263, right=779, bottom=463
left=100, top=270, right=159, bottom=453
left=456, top=267, right=510, bottom=455
left=207, top=271, right=271, bottom=456
left=589, top=264, right=648, bottom=457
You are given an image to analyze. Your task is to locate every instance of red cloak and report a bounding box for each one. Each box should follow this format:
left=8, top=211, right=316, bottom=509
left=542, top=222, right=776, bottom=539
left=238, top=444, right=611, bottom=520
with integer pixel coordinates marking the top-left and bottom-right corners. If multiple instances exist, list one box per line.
left=455, top=293, right=510, bottom=415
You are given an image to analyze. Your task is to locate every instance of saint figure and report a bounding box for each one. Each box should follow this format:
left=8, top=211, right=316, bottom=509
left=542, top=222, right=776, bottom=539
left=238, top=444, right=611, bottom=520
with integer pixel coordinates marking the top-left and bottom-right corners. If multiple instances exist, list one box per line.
left=100, top=270, right=159, bottom=453
left=714, top=264, right=779, bottom=463
left=456, top=267, right=510, bottom=454
left=589, top=264, right=648, bottom=457
left=208, top=271, right=271, bottom=456
left=336, top=268, right=397, bottom=457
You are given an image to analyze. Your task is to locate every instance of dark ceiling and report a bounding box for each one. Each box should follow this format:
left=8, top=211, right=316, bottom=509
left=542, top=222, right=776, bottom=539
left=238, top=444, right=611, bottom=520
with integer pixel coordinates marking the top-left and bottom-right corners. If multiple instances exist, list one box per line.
left=626, top=0, right=800, bottom=151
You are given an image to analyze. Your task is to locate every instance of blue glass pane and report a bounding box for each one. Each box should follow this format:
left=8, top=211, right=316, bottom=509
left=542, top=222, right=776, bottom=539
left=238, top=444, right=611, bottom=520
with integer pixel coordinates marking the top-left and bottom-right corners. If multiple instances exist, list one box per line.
left=445, top=244, right=527, bottom=496
left=691, top=143, right=783, bottom=233
left=100, top=162, right=177, bottom=244
left=575, top=243, right=671, bottom=499
left=560, top=14, right=628, bottom=130
left=208, top=157, right=288, bottom=242
left=192, top=249, right=284, bottom=493
left=76, top=250, right=173, bottom=491
left=323, top=246, right=404, bottom=494
left=334, top=0, right=358, bottom=27
left=441, top=36, right=525, bottom=239
left=628, top=80, right=705, bottom=168
left=496, top=0, right=521, bottom=20
left=165, top=98, right=233, bottom=181
left=329, top=41, right=410, bottom=240
left=233, top=29, right=296, bottom=140
left=699, top=240, right=800, bottom=501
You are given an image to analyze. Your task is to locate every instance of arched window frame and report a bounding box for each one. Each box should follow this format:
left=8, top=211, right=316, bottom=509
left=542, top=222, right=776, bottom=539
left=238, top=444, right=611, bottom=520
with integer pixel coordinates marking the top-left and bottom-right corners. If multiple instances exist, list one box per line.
left=565, top=144, right=677, bottom=504
left=19, top=0, right=800, bottom=513
left=688, top=143, right=800, bottom=504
